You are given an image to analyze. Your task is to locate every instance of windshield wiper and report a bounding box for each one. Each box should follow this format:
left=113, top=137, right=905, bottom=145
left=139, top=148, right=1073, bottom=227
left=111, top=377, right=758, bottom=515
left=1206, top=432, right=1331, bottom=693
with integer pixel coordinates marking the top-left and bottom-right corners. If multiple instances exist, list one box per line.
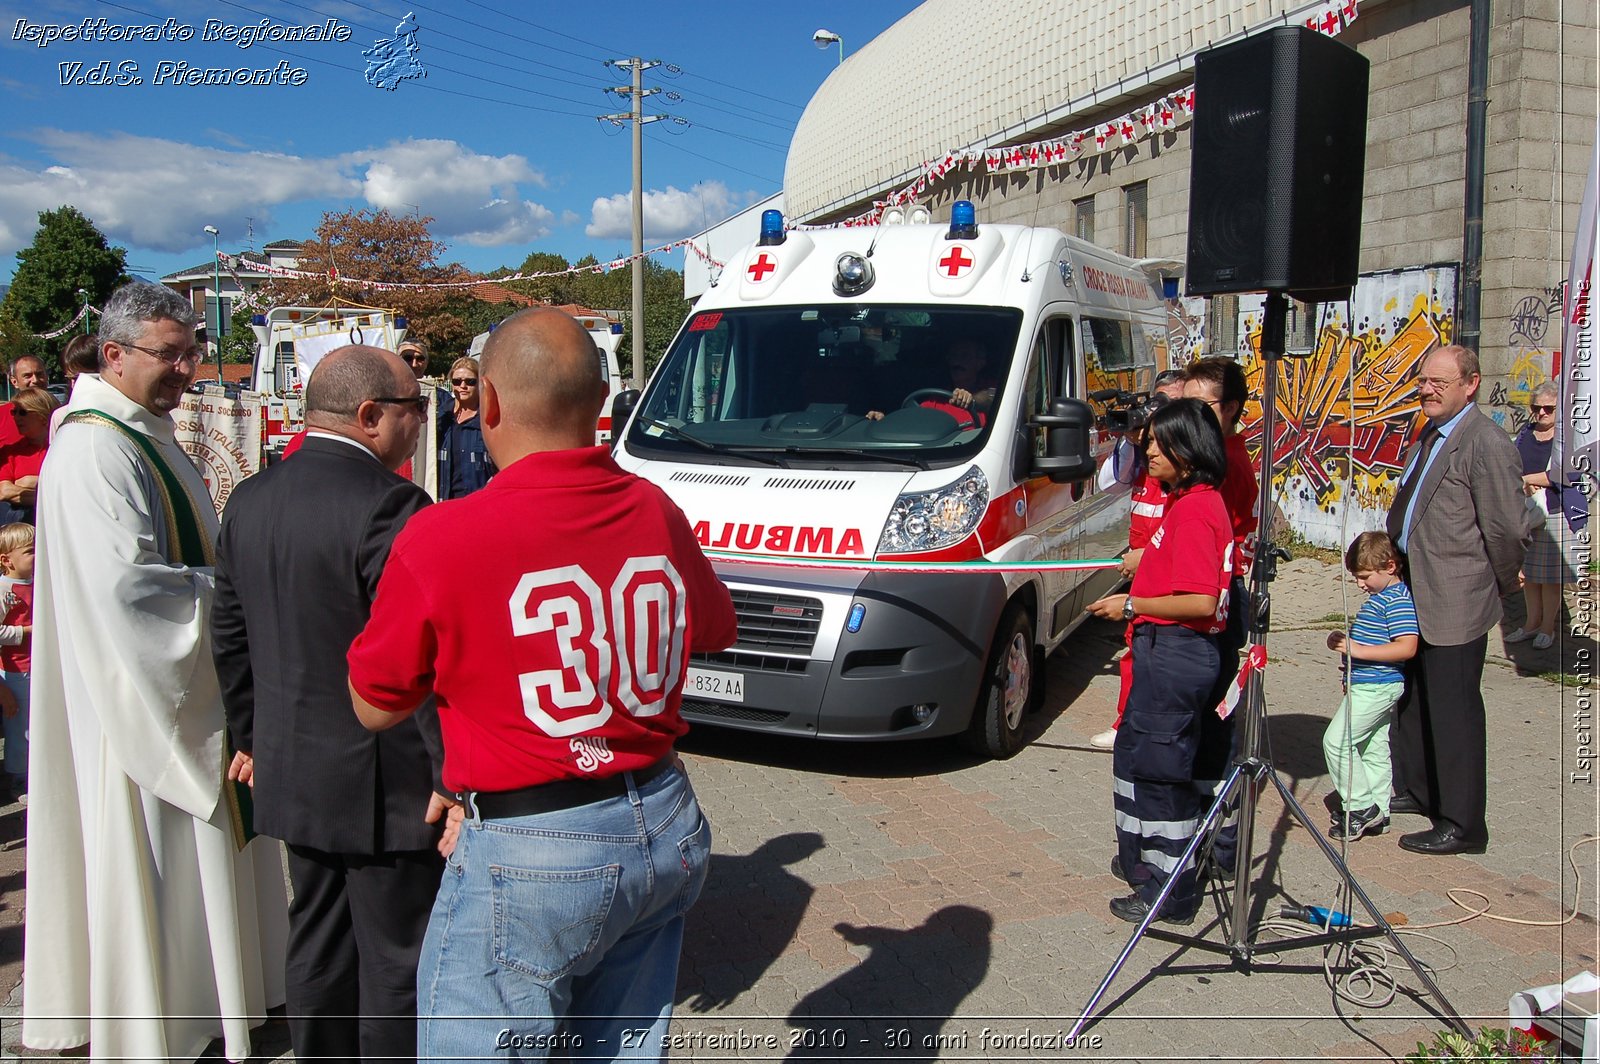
left=635, top=415, right=717, bottom=452
left=635, top=416, right=785, bottom=466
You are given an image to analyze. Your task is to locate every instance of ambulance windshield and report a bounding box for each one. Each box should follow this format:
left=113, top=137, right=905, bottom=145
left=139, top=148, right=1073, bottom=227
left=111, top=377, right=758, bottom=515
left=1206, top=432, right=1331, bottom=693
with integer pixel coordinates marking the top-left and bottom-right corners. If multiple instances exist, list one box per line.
left=628, top=305, right=1023, bottom=468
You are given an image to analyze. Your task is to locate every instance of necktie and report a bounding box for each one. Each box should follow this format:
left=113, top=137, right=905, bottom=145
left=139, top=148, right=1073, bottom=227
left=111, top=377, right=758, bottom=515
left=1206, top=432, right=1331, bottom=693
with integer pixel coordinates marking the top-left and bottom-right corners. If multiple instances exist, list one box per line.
left=1387, top=425, right=1440, bottom=543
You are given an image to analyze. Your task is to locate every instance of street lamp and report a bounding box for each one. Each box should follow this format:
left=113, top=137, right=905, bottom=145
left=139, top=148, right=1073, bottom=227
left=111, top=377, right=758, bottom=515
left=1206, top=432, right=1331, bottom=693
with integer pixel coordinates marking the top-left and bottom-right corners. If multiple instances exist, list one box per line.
left=204, top=225, right=222, bottom=383
left=812, top=29, right=843, bottom=65
left=76, top=288, right=89, bottom=335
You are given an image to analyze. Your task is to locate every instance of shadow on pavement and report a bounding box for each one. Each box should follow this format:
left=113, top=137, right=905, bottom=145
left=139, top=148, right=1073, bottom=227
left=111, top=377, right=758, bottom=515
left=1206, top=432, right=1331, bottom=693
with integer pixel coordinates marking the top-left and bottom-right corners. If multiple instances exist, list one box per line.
left=784, top=905, right=993, bottom=1062
left=677, top=832, right=825, bottom=1012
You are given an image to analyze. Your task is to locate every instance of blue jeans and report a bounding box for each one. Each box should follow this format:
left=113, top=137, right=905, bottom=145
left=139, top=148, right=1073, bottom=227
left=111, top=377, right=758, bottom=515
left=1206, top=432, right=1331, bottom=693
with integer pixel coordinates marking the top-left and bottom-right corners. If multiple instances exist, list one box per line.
left=1, top=670, right=28, bottom=781
left=418, top=764, right=711, bottom=1062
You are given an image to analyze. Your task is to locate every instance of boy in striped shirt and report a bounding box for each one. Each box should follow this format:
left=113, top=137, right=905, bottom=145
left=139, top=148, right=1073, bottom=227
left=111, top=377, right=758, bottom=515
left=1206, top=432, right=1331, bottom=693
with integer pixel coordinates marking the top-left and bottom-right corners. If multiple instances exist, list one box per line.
left=1322, top=531, right=1419, bottom=841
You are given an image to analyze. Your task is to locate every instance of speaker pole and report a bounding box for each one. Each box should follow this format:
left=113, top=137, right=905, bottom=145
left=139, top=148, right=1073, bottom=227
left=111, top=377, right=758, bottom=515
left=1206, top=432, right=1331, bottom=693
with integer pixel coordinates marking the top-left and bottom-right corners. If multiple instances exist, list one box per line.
left=1224, top=290, right=1287, bottom=948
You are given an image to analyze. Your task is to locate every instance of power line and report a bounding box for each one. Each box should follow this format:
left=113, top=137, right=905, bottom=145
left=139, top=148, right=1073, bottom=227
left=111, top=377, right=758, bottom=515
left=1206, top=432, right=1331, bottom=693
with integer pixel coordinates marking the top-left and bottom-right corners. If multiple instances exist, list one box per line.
left=662, top=62, right=806, bottom=113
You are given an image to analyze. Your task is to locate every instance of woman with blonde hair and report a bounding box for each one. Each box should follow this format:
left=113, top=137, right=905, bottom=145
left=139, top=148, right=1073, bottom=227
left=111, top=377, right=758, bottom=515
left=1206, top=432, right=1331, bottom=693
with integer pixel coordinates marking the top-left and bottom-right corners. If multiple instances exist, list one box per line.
left=436, top=355, right=495, bottom=499
left=0, top=387, right=59, bottom=524
left=1508, top=380, right=1584, bottom=649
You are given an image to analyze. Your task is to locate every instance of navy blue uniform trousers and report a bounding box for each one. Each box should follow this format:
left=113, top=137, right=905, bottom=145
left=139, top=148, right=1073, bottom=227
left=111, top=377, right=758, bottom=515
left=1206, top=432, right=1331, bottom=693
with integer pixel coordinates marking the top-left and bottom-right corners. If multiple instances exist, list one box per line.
left=1113, top=623, right=1223, bottom=916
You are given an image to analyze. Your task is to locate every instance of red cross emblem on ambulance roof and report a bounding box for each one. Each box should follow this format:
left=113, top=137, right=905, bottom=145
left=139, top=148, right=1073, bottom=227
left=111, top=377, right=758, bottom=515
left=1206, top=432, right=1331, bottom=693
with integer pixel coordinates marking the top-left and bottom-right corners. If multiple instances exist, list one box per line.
left=938, top=245, right=974, bottom=278
left=746, top=253, right=777, bottom=282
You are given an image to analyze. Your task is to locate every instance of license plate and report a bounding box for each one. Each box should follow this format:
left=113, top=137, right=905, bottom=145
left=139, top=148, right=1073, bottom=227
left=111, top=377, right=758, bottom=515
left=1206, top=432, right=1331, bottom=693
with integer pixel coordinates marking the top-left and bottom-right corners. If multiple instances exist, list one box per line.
left=685, top=666, right=745, bottom=703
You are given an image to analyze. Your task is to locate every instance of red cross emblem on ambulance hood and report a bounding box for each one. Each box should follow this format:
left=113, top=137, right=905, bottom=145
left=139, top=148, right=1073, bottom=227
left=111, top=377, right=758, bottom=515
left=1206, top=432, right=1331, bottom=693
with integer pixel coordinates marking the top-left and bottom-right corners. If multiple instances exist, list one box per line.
left=746, top=252, right=777, bottom=282
left=938, top=244, right=975, bottom=278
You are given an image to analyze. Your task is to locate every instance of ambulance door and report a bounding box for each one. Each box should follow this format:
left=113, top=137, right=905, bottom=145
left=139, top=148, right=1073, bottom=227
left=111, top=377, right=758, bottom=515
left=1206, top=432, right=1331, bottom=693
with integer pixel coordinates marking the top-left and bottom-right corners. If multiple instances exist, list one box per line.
left=1022, top=313, right=1087, bottom=642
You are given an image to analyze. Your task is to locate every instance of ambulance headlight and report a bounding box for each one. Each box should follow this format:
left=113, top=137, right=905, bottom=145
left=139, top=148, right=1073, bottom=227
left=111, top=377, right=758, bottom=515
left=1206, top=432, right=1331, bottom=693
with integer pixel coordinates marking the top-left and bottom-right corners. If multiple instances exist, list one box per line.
left=833, top=252, right=875, bottom=296
left=877, top=466, right=988, bottom=554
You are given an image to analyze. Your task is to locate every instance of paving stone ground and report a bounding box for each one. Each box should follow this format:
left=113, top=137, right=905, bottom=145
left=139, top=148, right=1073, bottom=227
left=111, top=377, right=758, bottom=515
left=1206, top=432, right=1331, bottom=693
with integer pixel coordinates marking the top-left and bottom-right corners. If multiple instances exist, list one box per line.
left=1, top=556, right=1595, bottom=1062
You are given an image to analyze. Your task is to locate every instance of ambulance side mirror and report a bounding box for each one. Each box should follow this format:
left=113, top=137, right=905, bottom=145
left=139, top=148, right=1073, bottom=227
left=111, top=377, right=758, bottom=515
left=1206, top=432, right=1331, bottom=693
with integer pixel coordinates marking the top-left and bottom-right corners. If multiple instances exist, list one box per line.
left=1028, top=397, right=1096, bottom=482
left=610, top=389, right=640, bottom=450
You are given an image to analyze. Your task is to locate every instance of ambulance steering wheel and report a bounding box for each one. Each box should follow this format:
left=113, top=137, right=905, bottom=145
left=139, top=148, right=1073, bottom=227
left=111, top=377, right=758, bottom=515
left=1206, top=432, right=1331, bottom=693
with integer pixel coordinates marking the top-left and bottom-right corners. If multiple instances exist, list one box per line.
left=902, top=388, right=980, bottom=429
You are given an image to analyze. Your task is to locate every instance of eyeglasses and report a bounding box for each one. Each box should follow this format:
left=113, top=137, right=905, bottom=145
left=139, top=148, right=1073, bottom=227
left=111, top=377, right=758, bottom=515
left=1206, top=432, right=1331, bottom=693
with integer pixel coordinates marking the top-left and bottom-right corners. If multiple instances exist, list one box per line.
left=402, top=352, right=427, bottom=363
left=374, top=395, right=429, bottom=412
left=120, top=341, right=202, bottom=366
left=1416, top=375, right=1461, bottom=391
left=450, top=377, right=479, bottom=387
left=1531, top=404, right=1556, bottom=413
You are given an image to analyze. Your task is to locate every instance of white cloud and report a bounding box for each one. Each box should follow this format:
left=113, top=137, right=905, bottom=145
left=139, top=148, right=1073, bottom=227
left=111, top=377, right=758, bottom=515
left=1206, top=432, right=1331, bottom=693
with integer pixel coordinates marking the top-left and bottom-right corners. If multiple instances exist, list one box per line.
left=0, top=132, right=561, bottom=258
left=349, top=139, right=554, bottom=245
left=0, top=131, right=354, bottom=256
left=586, top=181, right=754, bottom=242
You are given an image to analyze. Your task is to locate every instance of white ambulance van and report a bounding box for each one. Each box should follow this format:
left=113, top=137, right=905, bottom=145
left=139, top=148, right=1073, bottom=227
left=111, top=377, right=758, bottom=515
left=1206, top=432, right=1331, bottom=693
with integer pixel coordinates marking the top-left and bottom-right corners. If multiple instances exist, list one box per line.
left=613, top=202, right=1172, bottom=758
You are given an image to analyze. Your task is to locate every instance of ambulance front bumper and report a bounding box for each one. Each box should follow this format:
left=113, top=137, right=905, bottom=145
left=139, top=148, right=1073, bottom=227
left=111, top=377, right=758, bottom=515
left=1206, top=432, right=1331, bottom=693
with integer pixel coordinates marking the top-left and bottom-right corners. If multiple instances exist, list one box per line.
left=680, top=569, right=1008, bottom=742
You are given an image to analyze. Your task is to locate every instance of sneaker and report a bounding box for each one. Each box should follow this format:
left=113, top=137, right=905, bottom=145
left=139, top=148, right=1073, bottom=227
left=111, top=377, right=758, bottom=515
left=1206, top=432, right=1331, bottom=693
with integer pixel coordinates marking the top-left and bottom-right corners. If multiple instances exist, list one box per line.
left=1109, top=892, right=1197, bottom=926
left=1089, top=728, right=1117, bottom=750
left=1328, top=804, right=1389, bottom=841
left=1504, top=627, right=1534, bottom=643
left=1531, top=632, right=1555, bottom=650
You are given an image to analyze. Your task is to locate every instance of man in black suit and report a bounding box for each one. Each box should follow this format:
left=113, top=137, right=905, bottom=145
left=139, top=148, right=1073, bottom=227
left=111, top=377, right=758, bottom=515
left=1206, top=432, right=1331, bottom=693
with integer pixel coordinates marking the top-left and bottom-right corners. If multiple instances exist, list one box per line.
left=213, top=344, right=445, bottom=1062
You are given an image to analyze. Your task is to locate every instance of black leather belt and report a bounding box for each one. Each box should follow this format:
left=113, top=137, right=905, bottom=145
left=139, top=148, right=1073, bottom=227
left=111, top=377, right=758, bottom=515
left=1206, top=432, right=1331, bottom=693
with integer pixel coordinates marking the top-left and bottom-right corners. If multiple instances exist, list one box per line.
left=468, top=757, right=676, bottom=820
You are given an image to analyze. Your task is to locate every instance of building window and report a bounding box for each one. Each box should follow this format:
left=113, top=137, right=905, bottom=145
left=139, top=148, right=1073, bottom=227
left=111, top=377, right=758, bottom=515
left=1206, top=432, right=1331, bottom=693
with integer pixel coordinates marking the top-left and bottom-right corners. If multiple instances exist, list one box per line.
left=1073, top=196, right=1095, bottom=244
left=1124, top=182, right=1148, bottom=258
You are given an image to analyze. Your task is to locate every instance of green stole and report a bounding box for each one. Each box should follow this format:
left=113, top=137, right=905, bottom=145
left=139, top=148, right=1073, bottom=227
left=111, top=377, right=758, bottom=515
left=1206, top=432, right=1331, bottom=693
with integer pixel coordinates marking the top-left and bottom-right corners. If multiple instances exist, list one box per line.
left=62, top=409, right=256, bottom=850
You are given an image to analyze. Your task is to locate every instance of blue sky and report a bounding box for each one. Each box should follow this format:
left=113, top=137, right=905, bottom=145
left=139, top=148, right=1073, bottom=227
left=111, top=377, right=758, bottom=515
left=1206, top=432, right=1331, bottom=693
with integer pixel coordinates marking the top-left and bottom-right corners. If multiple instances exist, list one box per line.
left=0, top=0, right=918, bottom=284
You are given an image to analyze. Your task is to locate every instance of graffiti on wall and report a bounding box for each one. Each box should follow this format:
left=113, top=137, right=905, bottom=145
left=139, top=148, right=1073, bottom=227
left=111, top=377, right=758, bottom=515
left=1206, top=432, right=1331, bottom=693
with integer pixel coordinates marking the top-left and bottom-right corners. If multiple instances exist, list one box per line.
left=1229, top=266, right=1457, bottom=548
left=1487, top=286, right=1561, bottom=430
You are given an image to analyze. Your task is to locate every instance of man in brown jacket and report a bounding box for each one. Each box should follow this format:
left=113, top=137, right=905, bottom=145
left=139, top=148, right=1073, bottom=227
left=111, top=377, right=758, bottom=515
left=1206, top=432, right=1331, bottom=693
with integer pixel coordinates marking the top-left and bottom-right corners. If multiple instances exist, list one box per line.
left=1385, top=344, right=1530, bottom=855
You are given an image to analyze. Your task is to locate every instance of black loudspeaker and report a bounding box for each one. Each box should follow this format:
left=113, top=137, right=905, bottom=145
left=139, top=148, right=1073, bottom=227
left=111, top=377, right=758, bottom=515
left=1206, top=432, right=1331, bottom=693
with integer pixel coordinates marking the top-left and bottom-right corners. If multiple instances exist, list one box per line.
left=1185, top=26, right=1370, bottom=302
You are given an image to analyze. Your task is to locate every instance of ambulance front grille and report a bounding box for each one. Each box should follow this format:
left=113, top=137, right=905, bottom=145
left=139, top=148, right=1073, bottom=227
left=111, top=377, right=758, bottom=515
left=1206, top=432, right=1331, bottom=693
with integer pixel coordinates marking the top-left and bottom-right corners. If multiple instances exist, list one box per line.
left=692, top=650, right=808, bottom=674
left=681, top=700, right=789, bottom=725
left=670, top=471, right=752, bottom=487
left=724, top=589, right=824, bottom=653
left=762, top=476, right=856, bottom=491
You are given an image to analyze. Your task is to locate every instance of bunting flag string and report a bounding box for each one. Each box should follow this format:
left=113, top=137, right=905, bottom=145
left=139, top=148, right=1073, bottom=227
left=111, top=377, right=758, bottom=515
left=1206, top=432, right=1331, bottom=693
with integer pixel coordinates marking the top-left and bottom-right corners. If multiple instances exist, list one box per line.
left=222, top=234, right=713, bottom=294
left=31, top=302, right=96, bottom=340
left=830, top=5, right=1356, bottom=229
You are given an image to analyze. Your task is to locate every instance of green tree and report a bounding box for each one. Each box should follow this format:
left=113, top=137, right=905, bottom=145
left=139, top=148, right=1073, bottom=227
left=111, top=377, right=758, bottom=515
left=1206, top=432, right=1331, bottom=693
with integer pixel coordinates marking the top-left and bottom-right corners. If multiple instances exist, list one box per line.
left=0, top=206, right=129, bottom=369
left=222, top=305, right=258, bottom=364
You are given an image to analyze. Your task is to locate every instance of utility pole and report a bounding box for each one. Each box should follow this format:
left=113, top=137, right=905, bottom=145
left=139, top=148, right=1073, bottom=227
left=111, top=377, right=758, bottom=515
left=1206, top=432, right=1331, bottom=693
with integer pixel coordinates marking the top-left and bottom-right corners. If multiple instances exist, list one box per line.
left=602, top=57, right=662, bottom=390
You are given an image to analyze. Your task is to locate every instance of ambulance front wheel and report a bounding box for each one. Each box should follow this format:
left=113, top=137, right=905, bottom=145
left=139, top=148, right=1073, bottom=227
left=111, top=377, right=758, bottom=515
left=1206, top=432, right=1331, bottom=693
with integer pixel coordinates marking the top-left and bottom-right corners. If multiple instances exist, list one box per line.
left=964, top=604, right=1035, bottom=760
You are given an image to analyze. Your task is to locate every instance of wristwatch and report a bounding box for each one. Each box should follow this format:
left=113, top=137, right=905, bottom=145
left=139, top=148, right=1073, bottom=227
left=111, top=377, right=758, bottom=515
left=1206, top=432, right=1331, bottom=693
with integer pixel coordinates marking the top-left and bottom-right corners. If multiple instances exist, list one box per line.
left=1122, top=596, right=1136, bottom=621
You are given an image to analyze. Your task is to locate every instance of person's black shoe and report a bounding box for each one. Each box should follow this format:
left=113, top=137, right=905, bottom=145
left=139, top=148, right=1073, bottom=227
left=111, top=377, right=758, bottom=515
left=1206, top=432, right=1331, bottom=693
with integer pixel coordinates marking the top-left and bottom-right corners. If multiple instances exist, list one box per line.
left=1328, top=805, right=1389, bottom=841
left=1109, top=892, right=1197, bottom=926
left=1110, top=855, right=1128, bottom=883
left=1389, top=794, right=1426, bottom=816
left=1398, top=826, right=1487, bottom=855
left=1323, top=792, right=1345, bottom=823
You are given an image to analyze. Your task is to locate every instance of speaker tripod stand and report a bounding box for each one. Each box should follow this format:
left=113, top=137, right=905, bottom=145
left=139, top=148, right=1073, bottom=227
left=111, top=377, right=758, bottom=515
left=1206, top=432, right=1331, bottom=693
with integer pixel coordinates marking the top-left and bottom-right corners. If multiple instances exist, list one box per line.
left=1068, top=292, right=1470, bottom=1041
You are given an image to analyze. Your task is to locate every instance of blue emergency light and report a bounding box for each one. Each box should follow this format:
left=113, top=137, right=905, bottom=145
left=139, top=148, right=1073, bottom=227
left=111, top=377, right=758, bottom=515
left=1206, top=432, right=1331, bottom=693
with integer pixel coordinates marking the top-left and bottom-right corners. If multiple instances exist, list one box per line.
left=846, top=602, right=866, bottom=633
left=947, top=200, right=978, bottom=240
left=758, top=209, right=786, bottom=246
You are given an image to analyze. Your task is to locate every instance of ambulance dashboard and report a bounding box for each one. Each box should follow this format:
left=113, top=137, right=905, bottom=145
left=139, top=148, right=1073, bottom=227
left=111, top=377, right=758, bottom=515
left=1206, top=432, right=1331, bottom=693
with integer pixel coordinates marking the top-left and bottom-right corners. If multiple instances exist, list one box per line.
left=625, top=305, right=1024, bottom=469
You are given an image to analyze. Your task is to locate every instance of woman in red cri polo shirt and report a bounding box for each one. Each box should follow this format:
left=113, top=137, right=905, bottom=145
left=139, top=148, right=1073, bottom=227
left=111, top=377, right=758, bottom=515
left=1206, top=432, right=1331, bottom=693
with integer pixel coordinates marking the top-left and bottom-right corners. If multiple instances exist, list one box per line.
left=1086, top=398, right=1232, bottom=926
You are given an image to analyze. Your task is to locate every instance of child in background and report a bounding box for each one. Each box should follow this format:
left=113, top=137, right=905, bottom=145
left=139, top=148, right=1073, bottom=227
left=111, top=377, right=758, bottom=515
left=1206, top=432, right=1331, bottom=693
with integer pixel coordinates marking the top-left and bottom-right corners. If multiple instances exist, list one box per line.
left=1323, top=531, right=1418, bottom=841
left=0, top=522, right=34, bottom=801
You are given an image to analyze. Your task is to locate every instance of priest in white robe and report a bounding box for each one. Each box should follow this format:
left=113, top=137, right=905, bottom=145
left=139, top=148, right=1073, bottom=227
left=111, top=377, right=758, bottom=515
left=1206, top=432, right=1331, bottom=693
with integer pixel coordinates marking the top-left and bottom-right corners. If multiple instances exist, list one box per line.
left=23, top=282, right=289, bottom=1063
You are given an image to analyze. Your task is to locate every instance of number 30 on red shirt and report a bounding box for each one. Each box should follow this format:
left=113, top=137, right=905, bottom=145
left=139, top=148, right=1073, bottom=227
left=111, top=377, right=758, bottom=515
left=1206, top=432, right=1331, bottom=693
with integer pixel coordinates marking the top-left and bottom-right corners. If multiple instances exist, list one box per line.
left=508, top=557, right=687, bottom=737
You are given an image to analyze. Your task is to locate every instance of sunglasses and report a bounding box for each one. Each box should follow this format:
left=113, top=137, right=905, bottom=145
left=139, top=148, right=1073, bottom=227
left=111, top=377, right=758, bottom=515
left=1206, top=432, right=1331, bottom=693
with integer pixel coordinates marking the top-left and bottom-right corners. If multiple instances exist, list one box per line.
left=1530, top=404, right=1556, bottom=413
left=451, top=377, right=479, bottom=387
left=374, top=395, right=429, bottom=412
left=403, top=352, right=427, bottom=363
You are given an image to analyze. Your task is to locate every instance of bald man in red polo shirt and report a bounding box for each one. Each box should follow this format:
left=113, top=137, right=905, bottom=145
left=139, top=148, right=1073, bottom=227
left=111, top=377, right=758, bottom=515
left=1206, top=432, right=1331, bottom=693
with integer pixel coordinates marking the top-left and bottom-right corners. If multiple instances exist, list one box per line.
left=349, top=307, right=736, bottom=1062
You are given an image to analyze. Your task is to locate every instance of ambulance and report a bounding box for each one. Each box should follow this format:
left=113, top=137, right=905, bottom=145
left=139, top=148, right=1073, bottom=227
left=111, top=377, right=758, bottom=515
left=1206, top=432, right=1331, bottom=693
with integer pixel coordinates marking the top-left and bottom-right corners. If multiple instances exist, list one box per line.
left=247, top=305, right=408, bottom=456
left=612, top=202, right=1172, bottom=758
